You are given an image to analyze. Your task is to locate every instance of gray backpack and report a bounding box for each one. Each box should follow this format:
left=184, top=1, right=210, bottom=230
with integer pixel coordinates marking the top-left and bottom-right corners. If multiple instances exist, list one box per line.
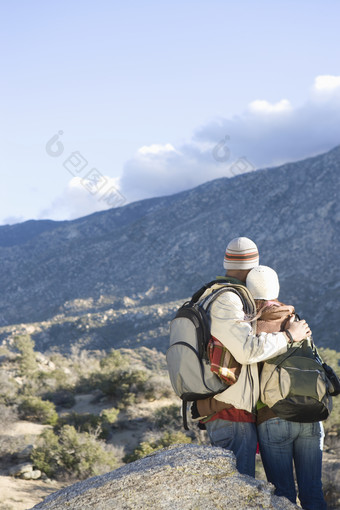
left=166, top=279, right=255, bottom=429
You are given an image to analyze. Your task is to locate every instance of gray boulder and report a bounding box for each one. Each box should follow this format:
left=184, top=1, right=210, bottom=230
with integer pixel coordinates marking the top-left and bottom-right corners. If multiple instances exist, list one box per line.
left=9, top=462, right=33, bottom=477
left=22, top=469, right=42, bottom=480
left=31, top=444, right=298, bottom=509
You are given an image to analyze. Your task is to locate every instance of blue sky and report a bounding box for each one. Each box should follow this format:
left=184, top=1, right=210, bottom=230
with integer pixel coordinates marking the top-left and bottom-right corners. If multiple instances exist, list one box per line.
left=1, top=0, right=340, bottom=224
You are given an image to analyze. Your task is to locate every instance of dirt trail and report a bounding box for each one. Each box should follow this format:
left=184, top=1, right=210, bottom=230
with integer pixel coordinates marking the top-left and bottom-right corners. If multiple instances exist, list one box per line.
left=1, top=421, right=48, bottom=438
left=0, top=421, right=61, bottom=510
left=0, top=476, right=65, bottom=510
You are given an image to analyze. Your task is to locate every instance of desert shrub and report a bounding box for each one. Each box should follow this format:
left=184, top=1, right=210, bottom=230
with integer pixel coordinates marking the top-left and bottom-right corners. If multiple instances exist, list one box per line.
left=154, top=404, right=182, bottom=430
left=318, top=348, right=340, bottom=368
left=118, top=392, right=136, bottom=409
left=130, top=347, right=168, bottom=372
left=142, top=375, right=173, bottom=401
left=43, top=389, right=76, bottom=409
left=100, top=349, right=128, bottom=371
left=57, top=412, right=102, bottom=434
left=99, top=407, right=120, bottom=437
left=57, top=408, right=119, bottom=439
left=48, top=353, right=80, bottom=386
left=79, top=368, right=150, bottom=408
left=108, top=369, right=149, bottom=398
left=69, top=346, right=101, bottom=378
left=18, top=396, right=58, bottom=425
left=37, top=368, right=75, bottom=393
left=100, top=407, right=119, bottom=425
left=13, top=335, right=38, bottom=377
left=124, top=431, right=191, bottom=463
left=30, top=428, right=60, bottom=477
left=31, top=425, right=117, bottom=479
left=0, top=370, right=19, bottom=404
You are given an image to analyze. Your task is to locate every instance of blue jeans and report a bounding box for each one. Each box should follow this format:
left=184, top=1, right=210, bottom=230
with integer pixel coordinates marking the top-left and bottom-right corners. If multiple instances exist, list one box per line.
left=258, top=418, right=326, bottom=510
left=205, top=419, right=257, bottom=477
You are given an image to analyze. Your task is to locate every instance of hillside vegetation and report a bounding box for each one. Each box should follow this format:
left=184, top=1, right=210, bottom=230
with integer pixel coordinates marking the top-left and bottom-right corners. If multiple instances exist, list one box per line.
left=0, top=335, right=340, bottom=508
left=0, top=336, right=195, bottom=482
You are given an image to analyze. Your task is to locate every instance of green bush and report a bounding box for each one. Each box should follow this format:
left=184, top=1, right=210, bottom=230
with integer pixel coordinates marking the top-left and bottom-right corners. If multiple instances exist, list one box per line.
left=100, top=407, right=119, bottom=425
left=57, top=412, right=102, bottom=434
left=0, top=370, right=19, bottom=404
left=154, top=404, right=182, bottom=430
left=31, top=425, right=117, bottom=480
left=43, top=389, right=76, bottom=409
left=13, top=335, right=38, bottom=377
left=100, top=349, right=128, bottom=371
left=124, top=431, right=191, bottom=463
left=30, top=428, right=60, bottom=477
left=142, top=375, right=173, bottom=401
left=57, top=408, right=119, bottom=439
left=80, top=368, right=149, bottom=408
left=19, top=396, right=58, bottom=426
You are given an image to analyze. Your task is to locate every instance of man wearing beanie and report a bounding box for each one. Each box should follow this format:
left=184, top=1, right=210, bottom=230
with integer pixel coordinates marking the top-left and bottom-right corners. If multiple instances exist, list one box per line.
left=195, top=237, right=310, bottom=477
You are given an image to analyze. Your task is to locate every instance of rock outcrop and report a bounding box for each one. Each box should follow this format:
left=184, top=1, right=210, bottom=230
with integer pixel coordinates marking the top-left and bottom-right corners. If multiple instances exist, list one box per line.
left=31, top=444, right=298, bottom=509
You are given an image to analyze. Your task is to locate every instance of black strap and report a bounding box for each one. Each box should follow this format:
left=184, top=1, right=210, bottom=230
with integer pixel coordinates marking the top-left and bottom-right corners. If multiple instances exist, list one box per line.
left=182, top=399, right=189, bottom=430
left=190, top=278, right=233, bottom=304
left=269, top=338, right=319, bottom=368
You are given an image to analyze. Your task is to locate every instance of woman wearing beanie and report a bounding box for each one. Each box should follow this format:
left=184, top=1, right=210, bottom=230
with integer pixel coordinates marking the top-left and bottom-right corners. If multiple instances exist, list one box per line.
left=246, top=266, right=327, bottom=510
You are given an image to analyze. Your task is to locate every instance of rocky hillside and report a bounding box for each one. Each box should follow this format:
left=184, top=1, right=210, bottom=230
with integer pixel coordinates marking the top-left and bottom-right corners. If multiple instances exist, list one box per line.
left=0, top=145, right=339, bottom=351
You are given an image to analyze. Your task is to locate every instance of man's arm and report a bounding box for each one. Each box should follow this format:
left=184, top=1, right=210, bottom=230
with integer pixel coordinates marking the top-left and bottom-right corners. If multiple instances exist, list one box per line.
left=210, top=291, right=308, bottom=365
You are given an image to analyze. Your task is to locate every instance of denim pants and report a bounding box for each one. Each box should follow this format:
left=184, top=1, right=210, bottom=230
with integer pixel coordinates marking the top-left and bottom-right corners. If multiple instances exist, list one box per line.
left=258, top=417, right=327, bottom=510
left=205, top=419, right=258, bottom=477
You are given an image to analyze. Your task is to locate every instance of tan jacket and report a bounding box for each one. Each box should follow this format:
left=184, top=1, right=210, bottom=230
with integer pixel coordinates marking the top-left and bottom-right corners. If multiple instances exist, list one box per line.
left=204, top=291, right=289, bottom=414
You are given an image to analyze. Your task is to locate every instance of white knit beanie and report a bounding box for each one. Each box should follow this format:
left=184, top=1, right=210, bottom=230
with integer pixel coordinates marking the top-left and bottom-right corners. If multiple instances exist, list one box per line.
left=246, top=265, right=280, bottom=300
left=223, top=237, right=259, bottom=270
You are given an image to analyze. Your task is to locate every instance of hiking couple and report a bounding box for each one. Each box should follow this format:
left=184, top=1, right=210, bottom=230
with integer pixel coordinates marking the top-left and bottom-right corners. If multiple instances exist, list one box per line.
left=194, top=237, right=327, bottom=510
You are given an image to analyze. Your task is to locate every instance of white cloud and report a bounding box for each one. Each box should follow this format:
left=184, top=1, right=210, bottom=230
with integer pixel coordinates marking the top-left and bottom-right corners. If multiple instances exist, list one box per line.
left=0, top=215, right=25, bottom=226
left=248, top=99, right=292, bottom=114
left=313, top=75, right=340, bottom=93
left=119, top=75, right=340, bottom=202
left=120, top=141, right=229, bottom=202
left=39, top=74, right=340, bottom=216
left=39, top=175, right=126, bottom=221
left=138, top=143, right=176, bottom=155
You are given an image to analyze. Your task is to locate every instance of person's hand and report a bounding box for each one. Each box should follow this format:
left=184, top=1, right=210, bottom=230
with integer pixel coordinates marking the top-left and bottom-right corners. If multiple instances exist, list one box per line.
left=287, top=319, right=311, bottom=342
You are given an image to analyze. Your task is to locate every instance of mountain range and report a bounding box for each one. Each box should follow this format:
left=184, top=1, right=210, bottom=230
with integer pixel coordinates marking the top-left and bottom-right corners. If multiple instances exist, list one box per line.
left=0, top=145, right=339, bottom=353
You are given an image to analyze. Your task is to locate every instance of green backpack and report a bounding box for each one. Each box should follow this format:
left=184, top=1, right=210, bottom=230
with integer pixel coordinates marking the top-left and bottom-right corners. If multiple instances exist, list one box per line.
left=260, top=338, right=333, bottom=422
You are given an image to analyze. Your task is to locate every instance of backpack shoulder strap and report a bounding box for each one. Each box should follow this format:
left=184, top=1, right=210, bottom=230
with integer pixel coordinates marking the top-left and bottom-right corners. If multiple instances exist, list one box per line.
left=267, top=338, right=316, bottom=367
left=199, top=282, right=256, bottom=317
left=190, top=279, right=227, bottom=304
